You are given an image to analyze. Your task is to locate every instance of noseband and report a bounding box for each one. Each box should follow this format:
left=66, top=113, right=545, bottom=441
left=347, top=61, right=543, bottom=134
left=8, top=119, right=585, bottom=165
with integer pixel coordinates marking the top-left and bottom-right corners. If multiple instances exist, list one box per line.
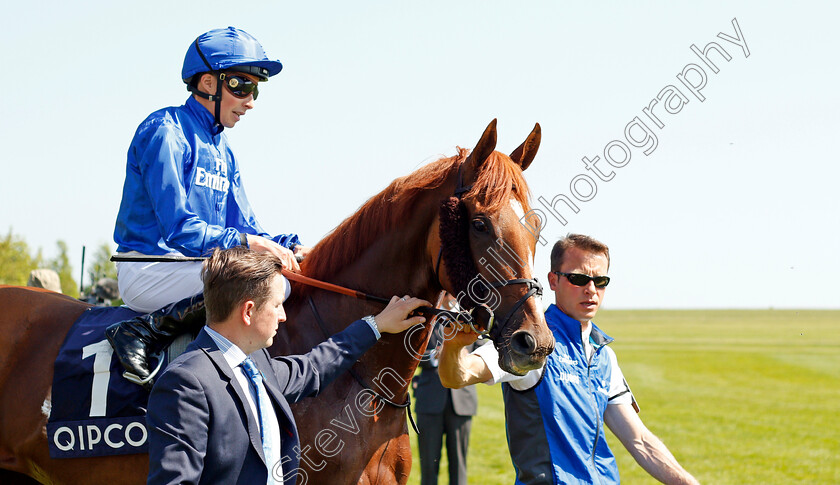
left=433, top=162, right=543, bottom=339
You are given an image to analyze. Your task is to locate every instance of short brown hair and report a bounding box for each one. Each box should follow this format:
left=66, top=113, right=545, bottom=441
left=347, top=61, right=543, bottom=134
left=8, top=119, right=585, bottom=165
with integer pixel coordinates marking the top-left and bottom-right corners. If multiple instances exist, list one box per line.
left=550, top=234, right=610, bottom=271
left=201, top=246, right=284, bottom=324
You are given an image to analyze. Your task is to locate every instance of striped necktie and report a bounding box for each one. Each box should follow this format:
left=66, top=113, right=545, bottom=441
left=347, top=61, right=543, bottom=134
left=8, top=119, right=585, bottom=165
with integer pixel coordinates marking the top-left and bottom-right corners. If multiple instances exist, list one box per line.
left=241, top=357, right=278, bottom=484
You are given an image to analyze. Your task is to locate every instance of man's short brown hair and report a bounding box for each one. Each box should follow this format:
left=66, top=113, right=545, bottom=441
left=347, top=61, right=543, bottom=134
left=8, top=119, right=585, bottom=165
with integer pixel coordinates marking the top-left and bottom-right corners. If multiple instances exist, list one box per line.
left=201, top=246, right=284, bottom=324
left=550, top=234, right=610, bottom=271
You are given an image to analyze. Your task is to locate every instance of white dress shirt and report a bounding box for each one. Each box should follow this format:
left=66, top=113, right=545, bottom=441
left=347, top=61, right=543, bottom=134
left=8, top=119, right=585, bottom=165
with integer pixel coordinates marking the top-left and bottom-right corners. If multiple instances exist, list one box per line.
left=205, top=326, right=284, bottom=484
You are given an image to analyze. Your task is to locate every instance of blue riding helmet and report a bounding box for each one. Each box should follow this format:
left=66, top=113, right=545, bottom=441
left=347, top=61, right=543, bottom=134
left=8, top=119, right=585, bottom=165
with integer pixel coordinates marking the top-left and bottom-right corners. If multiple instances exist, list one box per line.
left=182, top=26, right=283, bottom=83
left=182, top=27, right=282, bottom=129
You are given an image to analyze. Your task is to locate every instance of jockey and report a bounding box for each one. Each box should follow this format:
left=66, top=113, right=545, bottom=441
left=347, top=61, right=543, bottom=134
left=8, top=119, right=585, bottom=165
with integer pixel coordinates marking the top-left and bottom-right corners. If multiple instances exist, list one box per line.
left=107, top=27, right=308, bottom=388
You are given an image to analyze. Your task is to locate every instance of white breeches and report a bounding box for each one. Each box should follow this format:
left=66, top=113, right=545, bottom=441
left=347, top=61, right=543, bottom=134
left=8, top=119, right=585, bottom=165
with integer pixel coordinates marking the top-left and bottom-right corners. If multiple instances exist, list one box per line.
left=116, top=260, right=204, bottom=313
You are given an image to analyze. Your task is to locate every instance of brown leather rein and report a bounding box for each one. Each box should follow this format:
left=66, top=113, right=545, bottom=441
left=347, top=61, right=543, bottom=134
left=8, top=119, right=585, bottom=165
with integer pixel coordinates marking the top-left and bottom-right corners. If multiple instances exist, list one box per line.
left=110, top=254, right=464, bottom=322
left=110, top=254, right=430, bottom=432
left=108, top=255, right=387, bottom=301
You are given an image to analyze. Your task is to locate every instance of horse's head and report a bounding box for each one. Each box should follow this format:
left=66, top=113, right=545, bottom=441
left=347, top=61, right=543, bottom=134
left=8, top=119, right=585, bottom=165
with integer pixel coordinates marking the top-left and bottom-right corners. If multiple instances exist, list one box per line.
left=433, top=119, right=554, bottom=375
left=295, top=119, right=553, bottom=374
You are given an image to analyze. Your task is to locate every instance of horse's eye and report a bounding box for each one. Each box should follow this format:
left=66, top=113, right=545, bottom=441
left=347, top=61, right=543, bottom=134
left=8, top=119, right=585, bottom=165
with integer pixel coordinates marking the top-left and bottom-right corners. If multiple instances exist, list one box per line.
left=472, top=219, right=488, bottom=232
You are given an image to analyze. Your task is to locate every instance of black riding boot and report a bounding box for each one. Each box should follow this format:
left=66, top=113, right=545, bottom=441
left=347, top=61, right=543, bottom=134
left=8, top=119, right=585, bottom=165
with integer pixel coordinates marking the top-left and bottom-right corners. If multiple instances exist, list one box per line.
left=105, top=294, right=206, bottom=389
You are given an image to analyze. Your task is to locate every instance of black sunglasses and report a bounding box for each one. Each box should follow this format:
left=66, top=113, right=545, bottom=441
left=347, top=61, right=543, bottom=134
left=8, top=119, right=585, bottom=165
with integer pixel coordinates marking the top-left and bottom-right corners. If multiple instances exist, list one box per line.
left=554, top=271, right=610, bottom=288
left=222, top=73, right=259, bottom=100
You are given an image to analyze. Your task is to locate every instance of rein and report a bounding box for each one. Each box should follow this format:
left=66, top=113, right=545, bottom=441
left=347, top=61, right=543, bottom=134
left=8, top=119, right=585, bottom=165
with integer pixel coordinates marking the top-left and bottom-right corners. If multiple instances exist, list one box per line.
left=306, top=296, right=420, bottom=434
left=281, top=270, right=390, bottom=305
left=109, top=254, right=424, bottom=431
left=282, top=270, right=464, bottom=322
left=108, top=255, right=461, bottom=321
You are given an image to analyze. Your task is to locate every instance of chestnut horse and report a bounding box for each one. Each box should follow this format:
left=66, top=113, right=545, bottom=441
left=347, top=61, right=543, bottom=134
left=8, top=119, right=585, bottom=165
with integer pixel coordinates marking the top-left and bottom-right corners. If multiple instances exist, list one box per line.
left=0, top=119, right=554, bottom=484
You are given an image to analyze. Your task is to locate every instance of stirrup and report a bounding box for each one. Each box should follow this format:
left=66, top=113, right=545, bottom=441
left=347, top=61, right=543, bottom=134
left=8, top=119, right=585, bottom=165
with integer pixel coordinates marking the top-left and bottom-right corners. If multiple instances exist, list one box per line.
left=122, top=350, right=165, bottom=389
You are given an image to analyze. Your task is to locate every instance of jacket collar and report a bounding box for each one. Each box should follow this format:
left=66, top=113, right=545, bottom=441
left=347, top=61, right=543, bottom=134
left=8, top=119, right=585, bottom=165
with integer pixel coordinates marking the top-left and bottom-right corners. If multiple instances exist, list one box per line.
left=184, top=95, right=224, bottom=136
left=545, top=303, right=614, bottom=348
left=195, top=328, right=268, bottom=463
left=193, top=329, right=234, bottom=380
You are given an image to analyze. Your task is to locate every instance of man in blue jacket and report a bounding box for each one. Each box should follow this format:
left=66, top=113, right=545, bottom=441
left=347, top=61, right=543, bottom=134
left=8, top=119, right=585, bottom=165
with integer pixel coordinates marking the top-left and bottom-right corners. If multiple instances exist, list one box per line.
left=147, top=246, right=429, bottom=484
left=107, top=27, right=306, bottom=387
left=438, top=234, right=699, bottom=484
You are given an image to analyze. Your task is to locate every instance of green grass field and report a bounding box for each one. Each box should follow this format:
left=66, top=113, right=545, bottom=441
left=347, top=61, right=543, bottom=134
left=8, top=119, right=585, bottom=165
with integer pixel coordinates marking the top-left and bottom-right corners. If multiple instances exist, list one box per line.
left=407, top=310, right=840, bottom=484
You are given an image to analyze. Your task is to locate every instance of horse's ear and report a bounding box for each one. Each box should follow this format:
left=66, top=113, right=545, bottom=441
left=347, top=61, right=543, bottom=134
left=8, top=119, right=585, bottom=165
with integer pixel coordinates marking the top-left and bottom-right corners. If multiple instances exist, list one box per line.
left=509, top=122, right=541, bottom=171
left=465, top=119, right=498, bottom=173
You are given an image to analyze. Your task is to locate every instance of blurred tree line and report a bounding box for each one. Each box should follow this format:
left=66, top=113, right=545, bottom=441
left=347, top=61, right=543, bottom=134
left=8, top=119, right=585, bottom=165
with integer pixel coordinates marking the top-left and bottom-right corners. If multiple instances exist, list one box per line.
left=0, top=228, right=117, bottom=300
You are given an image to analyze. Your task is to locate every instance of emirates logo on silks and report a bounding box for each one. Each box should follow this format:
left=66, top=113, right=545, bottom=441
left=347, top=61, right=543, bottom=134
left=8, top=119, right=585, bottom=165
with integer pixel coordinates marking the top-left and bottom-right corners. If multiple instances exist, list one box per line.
left=195, top=157, right=230, bottom=193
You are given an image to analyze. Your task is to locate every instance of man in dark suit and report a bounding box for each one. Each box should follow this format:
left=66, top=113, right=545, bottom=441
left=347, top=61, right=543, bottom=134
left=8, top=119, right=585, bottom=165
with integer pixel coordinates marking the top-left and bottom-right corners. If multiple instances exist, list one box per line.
left=146, top=246, right=429, bottom=484
left=413, top=295, right=479, bottom=485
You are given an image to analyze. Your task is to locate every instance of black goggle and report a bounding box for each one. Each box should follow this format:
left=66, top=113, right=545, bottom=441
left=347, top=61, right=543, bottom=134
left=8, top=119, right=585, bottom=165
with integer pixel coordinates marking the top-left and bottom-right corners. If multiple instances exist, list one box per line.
left=554, top=271, right=610, bottom=288
left=221, top=73, right=259, bottom=100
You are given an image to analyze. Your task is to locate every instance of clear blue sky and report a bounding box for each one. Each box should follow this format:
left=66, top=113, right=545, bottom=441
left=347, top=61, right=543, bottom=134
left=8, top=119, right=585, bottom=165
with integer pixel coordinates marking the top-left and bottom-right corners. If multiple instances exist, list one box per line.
left=3, top=1, right=838, bottom=309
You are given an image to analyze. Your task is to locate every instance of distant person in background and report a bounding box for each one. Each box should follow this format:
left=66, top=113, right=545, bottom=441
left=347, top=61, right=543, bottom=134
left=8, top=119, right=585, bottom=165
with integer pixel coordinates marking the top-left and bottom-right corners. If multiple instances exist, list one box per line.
left=82, top=278, right=120, bottom=306
left=413, top=293, right=479, bottom=485
left=107, top=27, right=310, bottom=387
left=439, top=234, right=699, bottom=485
left=27, top=269, right=62, bottom=293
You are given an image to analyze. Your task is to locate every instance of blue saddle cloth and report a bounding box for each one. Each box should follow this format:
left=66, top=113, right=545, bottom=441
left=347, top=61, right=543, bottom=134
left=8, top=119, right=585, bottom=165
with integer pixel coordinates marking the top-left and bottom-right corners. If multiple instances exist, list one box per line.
left=46, top=306, right=164, bottom=459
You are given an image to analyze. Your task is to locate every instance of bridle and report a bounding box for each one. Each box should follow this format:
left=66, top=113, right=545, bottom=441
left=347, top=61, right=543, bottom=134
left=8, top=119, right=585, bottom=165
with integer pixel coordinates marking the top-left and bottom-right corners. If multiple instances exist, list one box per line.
left=284, top=159, right=542, bottom=432
left=286, top=159, right=544, bottom=340
left=431, top=161, right=543, bottom=340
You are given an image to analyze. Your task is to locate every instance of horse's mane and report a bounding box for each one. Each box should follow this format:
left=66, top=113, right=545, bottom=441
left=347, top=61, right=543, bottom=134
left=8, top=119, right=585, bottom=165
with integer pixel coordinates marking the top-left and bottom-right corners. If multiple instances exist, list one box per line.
left=298, top=147, right=531, bottom=285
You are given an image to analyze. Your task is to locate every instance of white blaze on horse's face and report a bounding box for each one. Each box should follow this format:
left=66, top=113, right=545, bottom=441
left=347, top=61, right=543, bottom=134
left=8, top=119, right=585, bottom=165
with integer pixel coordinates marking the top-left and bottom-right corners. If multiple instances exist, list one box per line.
left=509, top=198, right=526, bottom=219
left=509, top=198, right=535, bottom=269
left=509, top=198, right=543, bottom=311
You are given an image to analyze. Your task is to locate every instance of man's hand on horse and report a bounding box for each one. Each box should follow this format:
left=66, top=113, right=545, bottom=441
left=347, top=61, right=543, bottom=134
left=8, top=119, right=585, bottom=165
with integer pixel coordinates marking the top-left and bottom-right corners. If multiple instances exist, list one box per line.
left=246, top=235, right=301, bottom=272
left=293, top=245, right=312, bottom=260
left=375, top=296, right=431, bottom=334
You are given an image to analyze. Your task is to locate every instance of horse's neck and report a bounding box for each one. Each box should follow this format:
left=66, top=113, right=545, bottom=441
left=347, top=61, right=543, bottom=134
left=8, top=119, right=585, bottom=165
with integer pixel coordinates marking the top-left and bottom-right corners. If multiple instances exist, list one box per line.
left=277, top=209, right=440, bottom=391
left=322, top=194, right=443, bottom=301
left=278, top=294, right=431, bottom=406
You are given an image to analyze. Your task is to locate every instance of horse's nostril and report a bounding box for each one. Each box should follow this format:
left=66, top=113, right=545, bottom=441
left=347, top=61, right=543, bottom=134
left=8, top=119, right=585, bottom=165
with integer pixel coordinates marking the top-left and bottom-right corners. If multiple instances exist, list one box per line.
left=510, top=330, right=537, bottom=355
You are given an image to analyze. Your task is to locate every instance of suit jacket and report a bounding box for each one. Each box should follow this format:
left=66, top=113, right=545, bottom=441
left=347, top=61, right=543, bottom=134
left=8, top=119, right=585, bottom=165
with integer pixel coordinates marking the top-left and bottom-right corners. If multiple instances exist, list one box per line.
left=413, top=324, right=478, bottom=416
left=146, top=320, right=377, bottom=485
